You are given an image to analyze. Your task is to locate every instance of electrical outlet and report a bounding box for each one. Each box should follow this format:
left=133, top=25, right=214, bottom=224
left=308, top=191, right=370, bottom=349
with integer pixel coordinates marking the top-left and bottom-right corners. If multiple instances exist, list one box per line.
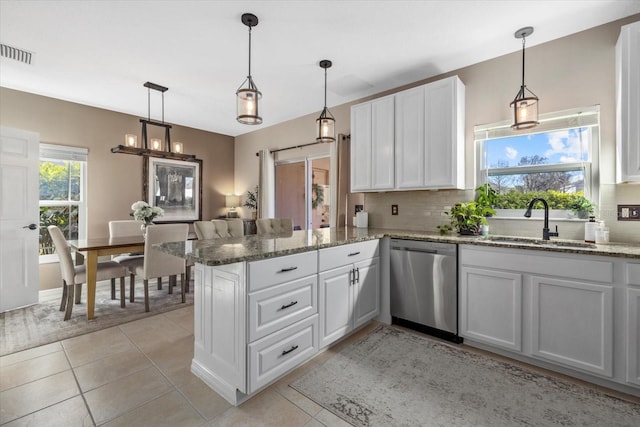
left=618, top=204, right=640, bottom=221
left=391, top=204, right=398, bottom=215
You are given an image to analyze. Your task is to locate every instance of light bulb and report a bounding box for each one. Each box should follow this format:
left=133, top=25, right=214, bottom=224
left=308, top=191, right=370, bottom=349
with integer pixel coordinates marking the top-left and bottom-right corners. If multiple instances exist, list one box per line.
left=151, top=138, right=162, bottom=150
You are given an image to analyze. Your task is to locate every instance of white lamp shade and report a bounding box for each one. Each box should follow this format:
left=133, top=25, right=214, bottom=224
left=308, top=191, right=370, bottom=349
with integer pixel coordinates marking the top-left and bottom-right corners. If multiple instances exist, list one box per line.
left=150, top=138, right=162, bottom=150
left=125, top=134, right=137, bottom=147
left=510, top=95, right=539, bottom=130
left=316, top=116, right=335, bottom=143
left=237, top=87, right=262, bottom=125
left=225, top=195, right=241, bottom=208
left=173, top=142, right=183, bottom=153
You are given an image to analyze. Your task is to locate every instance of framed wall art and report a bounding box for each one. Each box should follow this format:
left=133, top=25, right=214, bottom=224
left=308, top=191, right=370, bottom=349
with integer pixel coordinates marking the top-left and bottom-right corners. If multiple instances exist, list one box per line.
left=144, top=157, right=202, bottom=222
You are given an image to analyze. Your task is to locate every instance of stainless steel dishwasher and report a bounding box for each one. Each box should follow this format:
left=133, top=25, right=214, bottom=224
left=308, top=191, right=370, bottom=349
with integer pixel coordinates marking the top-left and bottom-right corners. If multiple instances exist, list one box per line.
left=390, top=239, right=461, bottom=343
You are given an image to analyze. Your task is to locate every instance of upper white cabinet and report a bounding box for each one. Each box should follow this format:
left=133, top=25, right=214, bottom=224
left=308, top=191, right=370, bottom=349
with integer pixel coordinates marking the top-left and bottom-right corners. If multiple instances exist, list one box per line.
left=350, top=95, right=395, bottom=191
left=616, top=21, right=640, bottom=183
left=351, top=75, right=465, bottom=192
left=396, top=76, right=465, bottom=190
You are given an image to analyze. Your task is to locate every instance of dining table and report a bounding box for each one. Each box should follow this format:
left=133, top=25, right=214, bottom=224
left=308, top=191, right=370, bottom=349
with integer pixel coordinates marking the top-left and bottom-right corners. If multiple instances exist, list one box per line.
left=67, top=235, right=145, bottom=320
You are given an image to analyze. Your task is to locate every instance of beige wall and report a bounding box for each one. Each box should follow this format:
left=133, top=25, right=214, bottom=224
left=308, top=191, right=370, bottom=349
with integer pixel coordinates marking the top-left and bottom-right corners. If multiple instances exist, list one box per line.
left=235, top=15, right=640, bottom=243
left=0, top=88, right=235, bottom=288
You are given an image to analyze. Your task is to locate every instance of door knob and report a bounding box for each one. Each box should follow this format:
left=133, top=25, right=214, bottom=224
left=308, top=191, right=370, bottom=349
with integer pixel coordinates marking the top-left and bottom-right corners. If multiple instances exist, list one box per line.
left=23, top=224, right=37, bottom=230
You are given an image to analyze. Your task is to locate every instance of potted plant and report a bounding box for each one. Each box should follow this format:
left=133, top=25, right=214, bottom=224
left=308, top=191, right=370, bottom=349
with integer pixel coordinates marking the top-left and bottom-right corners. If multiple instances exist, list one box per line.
left=568, top=196, right=595, bottom=219
left=475, top=183, right=500, bottom=213
left=438, top=202, right=496, bottom=235
left=244, top=186, right=258, bottom=219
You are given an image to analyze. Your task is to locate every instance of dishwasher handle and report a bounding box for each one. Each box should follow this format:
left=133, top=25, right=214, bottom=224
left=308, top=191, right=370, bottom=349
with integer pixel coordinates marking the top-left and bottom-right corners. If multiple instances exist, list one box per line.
left=391, top=247, right=437, bottom=254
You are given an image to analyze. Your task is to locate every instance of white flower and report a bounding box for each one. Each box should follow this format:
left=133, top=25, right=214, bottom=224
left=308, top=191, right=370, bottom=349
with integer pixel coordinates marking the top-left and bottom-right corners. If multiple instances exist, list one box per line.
left=130, top=200, right=164, bottom=224
left=131, top=201, right=149, bottom=211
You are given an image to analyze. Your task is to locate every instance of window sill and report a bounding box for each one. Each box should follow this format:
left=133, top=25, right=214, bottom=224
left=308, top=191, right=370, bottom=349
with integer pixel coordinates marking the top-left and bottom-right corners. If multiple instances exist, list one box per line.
left=490, top=209, right=587, bottom=222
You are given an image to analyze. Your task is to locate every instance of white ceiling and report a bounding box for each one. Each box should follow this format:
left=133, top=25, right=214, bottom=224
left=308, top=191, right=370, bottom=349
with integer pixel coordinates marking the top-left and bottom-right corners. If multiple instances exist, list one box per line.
left=1, top=1, right=639, bottom=137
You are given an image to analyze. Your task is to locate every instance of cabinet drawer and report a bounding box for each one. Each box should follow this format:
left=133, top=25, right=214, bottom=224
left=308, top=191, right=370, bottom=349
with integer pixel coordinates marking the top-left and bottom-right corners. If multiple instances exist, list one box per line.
left=248, top=314, right=318, bottom=393
left=248, top=251, right=317, bottom=292
left=319, top=240, right=379, bottom=271
left=626, top=262, right=640, bottom=286
left=249, top=275, right=318, bottom=341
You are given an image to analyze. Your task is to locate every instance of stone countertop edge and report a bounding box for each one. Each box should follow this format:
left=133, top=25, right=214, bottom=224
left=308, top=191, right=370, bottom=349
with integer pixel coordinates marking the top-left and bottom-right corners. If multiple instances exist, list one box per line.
left=154, top=227, right=640, bottom=264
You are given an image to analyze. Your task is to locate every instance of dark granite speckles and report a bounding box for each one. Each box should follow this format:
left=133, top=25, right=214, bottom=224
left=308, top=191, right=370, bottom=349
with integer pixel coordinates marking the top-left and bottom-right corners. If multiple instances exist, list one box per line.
left=155, top=227, right=640, bottom=264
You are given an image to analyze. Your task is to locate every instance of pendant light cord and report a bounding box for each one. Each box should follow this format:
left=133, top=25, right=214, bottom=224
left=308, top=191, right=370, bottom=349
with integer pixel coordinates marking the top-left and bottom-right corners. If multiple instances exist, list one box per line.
left=521, top=36, right=526, bottom=89
left=248, top=25, right=252, bottom=78
left=324, top=66, right=328, bottom=108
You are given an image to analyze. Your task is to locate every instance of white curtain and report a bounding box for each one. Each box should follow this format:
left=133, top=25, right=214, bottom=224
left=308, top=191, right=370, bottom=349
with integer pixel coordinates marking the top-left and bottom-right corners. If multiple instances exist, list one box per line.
left=258, top=148, right=275, bottom=219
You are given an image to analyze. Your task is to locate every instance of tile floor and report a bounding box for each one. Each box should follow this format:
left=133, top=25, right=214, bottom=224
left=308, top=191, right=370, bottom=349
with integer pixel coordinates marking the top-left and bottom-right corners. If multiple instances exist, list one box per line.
left=0, top=305, right=372, bottom=427
left=1, top=306, right=638, bottom=427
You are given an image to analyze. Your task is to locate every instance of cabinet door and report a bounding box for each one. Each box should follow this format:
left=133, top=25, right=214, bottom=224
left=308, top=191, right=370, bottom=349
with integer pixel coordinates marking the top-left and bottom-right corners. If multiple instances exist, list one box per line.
left=424, top=77, right=464, bottom=189
left=460, top=266, right=522, bottom=351
left=350, top=102, right=372, bottom=191
left=371, top=96, right=395, bottom=190
left=353, top=257, right=380, bottom=328
left=627, top=287, right=640, bottom=385
left=531, top=276, right=613, bottom=377
left=318, top=265, right=353, bottom=348
left=395, top=86, right=425, bottom=189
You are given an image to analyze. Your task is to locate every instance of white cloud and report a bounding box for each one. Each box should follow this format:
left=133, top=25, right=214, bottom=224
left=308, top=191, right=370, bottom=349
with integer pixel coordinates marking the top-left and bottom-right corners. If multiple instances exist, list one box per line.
left=544, top=129, right=588, bottom=163
left=505, top=146, right=518, bottom=160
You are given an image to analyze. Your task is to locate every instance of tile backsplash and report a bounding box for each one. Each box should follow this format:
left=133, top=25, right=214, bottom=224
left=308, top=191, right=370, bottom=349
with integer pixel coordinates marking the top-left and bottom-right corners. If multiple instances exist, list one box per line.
left=363, top=187, right=640, bottom=243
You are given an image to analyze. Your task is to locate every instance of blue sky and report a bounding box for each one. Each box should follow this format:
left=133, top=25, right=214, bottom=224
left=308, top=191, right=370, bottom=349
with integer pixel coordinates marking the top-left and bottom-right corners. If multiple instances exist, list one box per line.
left=485, top=127, right=590, bottom=168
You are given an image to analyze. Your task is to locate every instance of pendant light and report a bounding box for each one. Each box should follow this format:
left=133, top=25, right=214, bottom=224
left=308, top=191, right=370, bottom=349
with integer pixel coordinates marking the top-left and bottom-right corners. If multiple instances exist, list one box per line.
left=316, top=59, right=335, bottom=143
left=510, top=26, right=539, bottom=130
left=236, top=13, right=262, bottom=125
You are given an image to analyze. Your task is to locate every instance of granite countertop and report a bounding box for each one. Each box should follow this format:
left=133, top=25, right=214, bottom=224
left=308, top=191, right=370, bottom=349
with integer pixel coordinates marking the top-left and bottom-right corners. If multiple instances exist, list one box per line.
left=155, top=227, right=640, bottom=265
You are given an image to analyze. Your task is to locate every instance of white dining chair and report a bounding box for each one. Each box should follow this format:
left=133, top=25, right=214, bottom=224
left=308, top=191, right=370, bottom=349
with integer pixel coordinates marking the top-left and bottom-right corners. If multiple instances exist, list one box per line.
left=256, top=218, right=294, bottom=235
left=48, top=225, right=129, bottom=320
left=194, top=219, right=244, bottom=239
left=133, top=224, right=189, bottom=312
left=109, top=220, right=145, bottom=302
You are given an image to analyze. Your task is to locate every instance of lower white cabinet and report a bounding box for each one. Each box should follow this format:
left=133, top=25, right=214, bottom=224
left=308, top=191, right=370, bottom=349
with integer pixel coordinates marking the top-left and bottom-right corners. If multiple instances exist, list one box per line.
left=627, top=287, right=640, bottom=386
left=459, top=266, right=522, bottom=351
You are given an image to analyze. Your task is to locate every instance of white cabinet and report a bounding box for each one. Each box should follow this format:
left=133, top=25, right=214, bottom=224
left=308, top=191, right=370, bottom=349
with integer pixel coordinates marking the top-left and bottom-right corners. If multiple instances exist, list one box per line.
left=459, top=266, right=522, bottom=351
left=395, top=76, right=465, bottom=190
left=350, top=95, right=395, bottom=191
left=318, top=240, right=380, bottom=347
left=627, top=287, right=640, bottom=386
left=616, top=20, right=640, bottom=182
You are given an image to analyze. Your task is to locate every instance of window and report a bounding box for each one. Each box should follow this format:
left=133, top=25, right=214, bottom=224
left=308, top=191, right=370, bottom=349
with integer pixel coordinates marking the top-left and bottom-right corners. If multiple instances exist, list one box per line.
left=39, top=144, right=87, bottom=261
left=475, top=106, right=599, bottom=215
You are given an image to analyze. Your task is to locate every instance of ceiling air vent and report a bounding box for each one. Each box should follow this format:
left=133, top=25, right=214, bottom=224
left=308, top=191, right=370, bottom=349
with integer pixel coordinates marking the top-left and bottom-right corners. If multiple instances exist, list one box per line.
left=0, top=43, right=33, bottom=65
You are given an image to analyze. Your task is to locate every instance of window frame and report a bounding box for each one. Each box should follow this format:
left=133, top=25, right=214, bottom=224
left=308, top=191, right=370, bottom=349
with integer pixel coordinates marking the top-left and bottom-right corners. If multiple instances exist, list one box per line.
left=474, top=106, right=600, bottom=219
left=39, top=144, right=88, bottom=263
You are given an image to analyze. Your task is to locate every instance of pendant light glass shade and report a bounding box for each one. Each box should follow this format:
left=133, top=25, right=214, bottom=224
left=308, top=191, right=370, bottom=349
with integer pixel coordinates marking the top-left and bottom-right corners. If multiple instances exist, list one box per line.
left=316, top=60, right=335, bottom=143
left=237, top=13, right=262, bottom=125
left=510, top=27, right=539, bottom=130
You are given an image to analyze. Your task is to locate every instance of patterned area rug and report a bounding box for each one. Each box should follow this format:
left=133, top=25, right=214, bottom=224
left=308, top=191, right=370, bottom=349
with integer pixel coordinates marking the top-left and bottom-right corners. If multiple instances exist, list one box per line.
left=0, top=279, right=193, bottom=356
left=291, top=325, right=640, bottom=427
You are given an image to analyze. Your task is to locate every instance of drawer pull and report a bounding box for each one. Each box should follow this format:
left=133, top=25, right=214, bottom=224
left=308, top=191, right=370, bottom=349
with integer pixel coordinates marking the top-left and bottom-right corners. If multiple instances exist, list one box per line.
left=279, top=266, right=298, bottom=273
left=348, top=251, right=361, bottom=257
left=281, top=345, right=299, bottom=356
left=280, top=300, right=298, bottom=310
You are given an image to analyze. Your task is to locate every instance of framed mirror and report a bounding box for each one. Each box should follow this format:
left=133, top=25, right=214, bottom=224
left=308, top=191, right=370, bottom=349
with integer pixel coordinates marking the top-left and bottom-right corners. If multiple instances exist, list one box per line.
left=143, top=157, right=202, bottom=222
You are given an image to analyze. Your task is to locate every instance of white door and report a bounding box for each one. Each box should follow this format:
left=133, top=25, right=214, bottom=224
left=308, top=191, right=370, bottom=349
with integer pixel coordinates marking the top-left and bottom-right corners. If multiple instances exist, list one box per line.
left=0, top=126, right=40, bottom=312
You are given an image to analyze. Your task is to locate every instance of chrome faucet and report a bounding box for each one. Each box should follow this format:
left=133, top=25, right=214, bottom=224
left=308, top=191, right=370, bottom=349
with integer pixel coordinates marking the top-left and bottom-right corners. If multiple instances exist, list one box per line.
left=524, top=197, right=559, bottom=240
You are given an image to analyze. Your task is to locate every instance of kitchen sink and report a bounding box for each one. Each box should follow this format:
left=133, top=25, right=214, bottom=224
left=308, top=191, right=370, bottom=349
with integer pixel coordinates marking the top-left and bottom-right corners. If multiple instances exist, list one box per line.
left=482, top=236, right=597, bottom=249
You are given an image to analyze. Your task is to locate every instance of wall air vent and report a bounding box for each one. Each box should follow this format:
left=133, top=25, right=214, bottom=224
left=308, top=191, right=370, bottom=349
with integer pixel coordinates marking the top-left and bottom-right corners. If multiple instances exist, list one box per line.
left=0, top=43, right=33, bottom=65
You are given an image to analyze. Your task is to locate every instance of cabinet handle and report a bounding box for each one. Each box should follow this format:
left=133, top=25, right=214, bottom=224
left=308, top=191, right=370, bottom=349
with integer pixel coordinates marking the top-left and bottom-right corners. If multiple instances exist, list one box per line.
left=279, top=266, right=298, bottom=273
left=281, top=345, right=299, bottom=356
left=348, top=251, right=360, bottom=257
left=280, top=300, right=298, bottom=310
left=356, top=267, right=360, bottom=283
left=349, top=269, right=354, bottom=285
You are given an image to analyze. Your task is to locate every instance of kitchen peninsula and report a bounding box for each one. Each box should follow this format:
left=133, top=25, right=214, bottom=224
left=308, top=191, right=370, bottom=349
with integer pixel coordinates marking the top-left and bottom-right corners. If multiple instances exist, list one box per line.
left=157, top=228, right=640, bottom=404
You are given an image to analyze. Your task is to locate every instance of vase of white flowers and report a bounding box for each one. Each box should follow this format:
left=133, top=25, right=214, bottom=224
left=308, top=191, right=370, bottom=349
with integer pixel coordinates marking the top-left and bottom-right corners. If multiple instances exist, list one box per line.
left=130, top=201, right=164, bottom=238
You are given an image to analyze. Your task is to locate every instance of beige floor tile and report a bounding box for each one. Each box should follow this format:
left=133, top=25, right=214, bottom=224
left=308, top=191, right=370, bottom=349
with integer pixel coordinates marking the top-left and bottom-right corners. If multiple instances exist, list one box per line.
left=313, top=409, right=353, bottom=427
left=119, top=314, right=192, bottom=353
left=83, top=365, right=173, bottom=425
left=303, top=419, right=326, bottom=427
left=62, top=326, right=135, bottom=368
left=274, top=383, right=323, bottom=417
left=0, top=370, right=79, bottom=424
left=0, top=350, right=70, bottom=392
left=144, top=335, right=194, bottom=387
left=74, top=346, right=151, bottom=392
left=179, top=377, right=232, bottom=421
left=2, top=395, right=93, bottom=427
left=101, top=390, right=205, bottom=427
left=0, top=342, right=63, bottom=368
left=162, top=305, right=194, bottom=333
left=208, top=389, right=311, bottom=427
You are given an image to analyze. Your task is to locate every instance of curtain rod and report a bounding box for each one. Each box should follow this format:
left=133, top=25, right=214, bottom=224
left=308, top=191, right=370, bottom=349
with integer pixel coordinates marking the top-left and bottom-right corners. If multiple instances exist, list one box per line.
left=254, top=134, right=350, bottom=156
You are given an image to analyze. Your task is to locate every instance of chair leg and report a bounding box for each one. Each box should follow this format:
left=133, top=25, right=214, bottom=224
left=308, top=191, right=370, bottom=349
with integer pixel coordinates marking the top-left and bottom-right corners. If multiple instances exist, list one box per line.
left=60, top=280, right=67, bottom=311
left=75, top=283, right=82, bottom=304
left=129, top=274, right=135, bottom=302
left=143, top=279, right=150, bottom=312
left=110, top=278, right=116, bottom=300
left=120, top=277, right=126, bottom=308
left=64, top=284, right=74, bottom=321
left=168, top=275, right=175, bottom=294
left=185, top=266, right=190, bottom=293
left=157, top=277, right=162, bottom=290
left=180, top=273, right=185, bottom=303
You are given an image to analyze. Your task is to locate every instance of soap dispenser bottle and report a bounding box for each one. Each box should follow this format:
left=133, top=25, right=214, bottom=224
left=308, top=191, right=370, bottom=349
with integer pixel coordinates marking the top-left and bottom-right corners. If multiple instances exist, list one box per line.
left=585, top=216, right=597, bottom=243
